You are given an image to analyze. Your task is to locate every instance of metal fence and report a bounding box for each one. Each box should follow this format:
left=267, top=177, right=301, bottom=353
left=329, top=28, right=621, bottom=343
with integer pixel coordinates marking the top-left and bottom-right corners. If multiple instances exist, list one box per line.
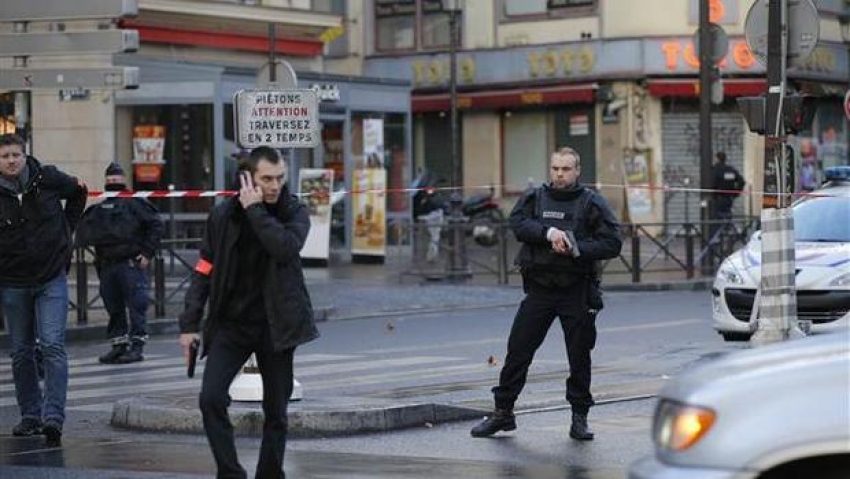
left=0, top=216, right=758, bottom=331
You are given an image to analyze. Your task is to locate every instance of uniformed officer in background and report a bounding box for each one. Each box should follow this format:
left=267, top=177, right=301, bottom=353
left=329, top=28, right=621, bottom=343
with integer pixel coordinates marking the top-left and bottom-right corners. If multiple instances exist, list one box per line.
left=76, top=162, right=164, bottom=364
left=471, top=146, right=622, bottom=441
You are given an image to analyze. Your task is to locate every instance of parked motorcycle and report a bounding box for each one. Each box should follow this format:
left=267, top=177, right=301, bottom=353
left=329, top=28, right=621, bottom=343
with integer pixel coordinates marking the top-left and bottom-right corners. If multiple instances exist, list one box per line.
left=411, top=171, right=504, bottom=253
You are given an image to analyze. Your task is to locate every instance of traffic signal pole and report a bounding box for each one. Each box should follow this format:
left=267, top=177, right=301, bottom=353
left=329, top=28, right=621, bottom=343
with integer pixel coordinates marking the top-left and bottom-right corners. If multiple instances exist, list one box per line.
left=698, top=0, right=714, bottom=275
left=750, top=0, right=803, bottom=345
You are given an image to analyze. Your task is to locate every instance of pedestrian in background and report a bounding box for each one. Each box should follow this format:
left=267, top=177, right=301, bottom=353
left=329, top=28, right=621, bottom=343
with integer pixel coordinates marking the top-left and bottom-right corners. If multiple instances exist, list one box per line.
left=0, top=133, right=88, bottom=447
left=75, top=162, right=164, bottom=364
left=711, top=151, right=745, bottom=221
left=471, top=146, right=622, bottom=441
left=178, top=146, right=319, bottom=479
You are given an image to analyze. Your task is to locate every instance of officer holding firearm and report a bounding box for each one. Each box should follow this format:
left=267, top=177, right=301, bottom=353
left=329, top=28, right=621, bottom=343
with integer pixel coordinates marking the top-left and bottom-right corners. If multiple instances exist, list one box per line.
left=471, top=146, right=622, bottom=441
left=76, top=162, right=164, bottom=364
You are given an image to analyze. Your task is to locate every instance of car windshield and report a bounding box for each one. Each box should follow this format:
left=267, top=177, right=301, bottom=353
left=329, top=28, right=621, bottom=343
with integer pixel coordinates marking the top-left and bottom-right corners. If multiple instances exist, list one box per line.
left=793, top=195, right=850, bottom=242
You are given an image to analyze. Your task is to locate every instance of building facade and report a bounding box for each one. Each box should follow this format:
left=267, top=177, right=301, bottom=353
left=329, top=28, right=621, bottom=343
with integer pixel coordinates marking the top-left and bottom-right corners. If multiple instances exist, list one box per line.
left=323, top=0, right=850, bottom=225
left=1, top=0, right=415, bottom=251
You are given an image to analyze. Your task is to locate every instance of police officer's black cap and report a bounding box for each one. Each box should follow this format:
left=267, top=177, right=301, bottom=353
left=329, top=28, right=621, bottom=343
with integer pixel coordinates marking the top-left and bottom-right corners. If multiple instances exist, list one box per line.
left=105, top=162, right=125, bottom=176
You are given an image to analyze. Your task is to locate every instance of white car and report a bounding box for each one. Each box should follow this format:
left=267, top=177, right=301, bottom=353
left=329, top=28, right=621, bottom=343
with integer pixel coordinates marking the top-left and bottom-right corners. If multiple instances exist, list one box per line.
left=712, top=166, right=850, bottom=341
left=629, top=331, right=850, bottom=479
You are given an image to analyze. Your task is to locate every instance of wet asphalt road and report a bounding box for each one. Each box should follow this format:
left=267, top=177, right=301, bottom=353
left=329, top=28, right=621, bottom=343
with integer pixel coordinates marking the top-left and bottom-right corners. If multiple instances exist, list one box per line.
left=0, top=290, right=733, bottom=478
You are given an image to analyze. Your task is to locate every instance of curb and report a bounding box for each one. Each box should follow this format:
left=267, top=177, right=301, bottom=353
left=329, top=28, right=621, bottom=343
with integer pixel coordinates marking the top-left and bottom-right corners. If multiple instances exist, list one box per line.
left=604, top=278, right=713, bottom=292
left=111, top=397, right=487, bottom=438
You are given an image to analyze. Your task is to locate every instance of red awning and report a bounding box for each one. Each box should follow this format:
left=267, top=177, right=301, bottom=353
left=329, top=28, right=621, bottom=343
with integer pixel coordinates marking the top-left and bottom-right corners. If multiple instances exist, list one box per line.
left=412, top=84, right=597, bottom=112
left=647, top=78, right=767, bottom=98
left=124, top=23, right=324, bottom=57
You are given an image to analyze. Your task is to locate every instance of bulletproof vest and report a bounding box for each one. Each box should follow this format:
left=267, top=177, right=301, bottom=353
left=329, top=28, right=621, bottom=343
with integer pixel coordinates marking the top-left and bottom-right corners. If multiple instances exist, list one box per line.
left=516, top=187, right=594, bottom=278
left=77, top=199, right=143, bottom=248
left=719, top=165, right=741, bottom=191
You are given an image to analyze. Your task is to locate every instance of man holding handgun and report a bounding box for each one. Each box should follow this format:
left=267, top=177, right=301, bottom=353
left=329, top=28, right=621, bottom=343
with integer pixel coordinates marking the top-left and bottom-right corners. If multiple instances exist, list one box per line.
left=470, top=146, right=622, bottom=441
left=178, top=146, right=318, bottom=479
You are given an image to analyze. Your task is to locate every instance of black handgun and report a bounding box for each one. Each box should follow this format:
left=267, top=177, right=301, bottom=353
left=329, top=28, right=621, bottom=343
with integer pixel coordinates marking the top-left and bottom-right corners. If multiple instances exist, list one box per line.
left=187, top=339, right=200, bottom=378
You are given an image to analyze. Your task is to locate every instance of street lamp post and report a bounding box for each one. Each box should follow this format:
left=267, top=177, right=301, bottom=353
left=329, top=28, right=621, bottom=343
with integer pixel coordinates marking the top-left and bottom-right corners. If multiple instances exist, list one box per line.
left=445, top=0, right=468, bottom=280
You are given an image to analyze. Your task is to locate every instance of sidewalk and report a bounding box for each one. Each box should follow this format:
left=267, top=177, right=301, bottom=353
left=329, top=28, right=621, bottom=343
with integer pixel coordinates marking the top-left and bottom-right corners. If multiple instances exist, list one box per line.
left=2, top=257, right=713, bottom=438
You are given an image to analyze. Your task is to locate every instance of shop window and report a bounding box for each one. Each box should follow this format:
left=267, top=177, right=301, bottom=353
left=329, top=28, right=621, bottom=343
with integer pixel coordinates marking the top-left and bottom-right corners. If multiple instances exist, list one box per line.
left=503, top=0, right=595, bottom=19
left=503, top=111, right=548, bottom=194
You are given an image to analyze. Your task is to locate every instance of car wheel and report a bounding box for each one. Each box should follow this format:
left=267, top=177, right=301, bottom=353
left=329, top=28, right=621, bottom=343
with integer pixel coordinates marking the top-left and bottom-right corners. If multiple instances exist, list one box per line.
left=721, top=332, right=752, bottom=342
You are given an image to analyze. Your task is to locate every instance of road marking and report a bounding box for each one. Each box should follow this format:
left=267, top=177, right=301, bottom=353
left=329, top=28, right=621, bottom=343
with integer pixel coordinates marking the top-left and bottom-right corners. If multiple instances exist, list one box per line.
left=599, top=319, right=703, bottom=332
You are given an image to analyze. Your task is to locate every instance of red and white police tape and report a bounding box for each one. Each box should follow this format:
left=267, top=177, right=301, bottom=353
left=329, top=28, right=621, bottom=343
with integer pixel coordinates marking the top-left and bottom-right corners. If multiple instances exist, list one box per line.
left=87, top=182, right=840, bottom=200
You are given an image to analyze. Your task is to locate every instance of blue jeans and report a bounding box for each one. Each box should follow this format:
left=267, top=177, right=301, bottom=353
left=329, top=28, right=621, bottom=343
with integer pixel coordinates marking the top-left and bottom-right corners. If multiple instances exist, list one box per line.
left=98, top=262, right=150, bottom=344
left=0, top=273, right=69, bottom=424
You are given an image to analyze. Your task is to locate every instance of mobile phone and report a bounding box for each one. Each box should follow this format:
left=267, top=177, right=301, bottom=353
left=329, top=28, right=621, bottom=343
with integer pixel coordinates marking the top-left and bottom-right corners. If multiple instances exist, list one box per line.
left=187, top=339, right=200, bottom=378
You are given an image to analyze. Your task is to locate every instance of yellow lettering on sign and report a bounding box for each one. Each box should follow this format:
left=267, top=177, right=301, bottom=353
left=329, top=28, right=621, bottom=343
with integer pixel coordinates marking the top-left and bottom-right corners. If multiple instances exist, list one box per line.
left=528, top=53, right=542, bottom=77
left=578, top=45, right=595, bottom=72
left=460, top=58, right=476, bottom=83
left=428, top=61, right=441, bottom=84
left=561, top=49, right=574, bottom=74
left=799, top=48, right=836, bottom=72
left=521, top=92, right=543, bottom=104
left=411, top=61, right=426, bottom=86
left=543, top=51, right=558, bottom=76
left=458, top=97, right=472, bottom=108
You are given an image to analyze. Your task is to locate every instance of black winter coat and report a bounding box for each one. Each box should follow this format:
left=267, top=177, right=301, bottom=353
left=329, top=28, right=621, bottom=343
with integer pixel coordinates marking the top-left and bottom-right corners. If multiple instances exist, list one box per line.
left=178, top=192, right=319, bottom=356
left=0, top=156, right=88, bottom=287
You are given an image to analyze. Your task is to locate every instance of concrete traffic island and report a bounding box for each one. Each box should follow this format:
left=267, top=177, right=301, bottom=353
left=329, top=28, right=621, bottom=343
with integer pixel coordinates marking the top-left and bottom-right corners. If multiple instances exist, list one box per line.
left=110, top=395, right=487, bottom=438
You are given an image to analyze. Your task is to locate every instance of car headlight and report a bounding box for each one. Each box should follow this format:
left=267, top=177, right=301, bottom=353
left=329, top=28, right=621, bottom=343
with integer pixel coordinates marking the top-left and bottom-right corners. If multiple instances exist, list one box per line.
left=829, top=272, right=850, bottom=287
left=717, top=264, right=745, bottom=285
left=653, top=400, right=716, bottom=452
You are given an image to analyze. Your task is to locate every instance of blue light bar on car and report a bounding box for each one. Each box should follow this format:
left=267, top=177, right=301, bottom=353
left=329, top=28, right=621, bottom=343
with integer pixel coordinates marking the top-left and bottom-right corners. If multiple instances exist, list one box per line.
left=824, top=166, right=850, bottom=182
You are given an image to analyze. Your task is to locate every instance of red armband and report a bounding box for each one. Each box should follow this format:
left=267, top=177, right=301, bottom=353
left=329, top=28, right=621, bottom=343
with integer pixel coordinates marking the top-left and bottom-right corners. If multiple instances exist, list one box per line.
left=194, top=258, right=213, bottom=276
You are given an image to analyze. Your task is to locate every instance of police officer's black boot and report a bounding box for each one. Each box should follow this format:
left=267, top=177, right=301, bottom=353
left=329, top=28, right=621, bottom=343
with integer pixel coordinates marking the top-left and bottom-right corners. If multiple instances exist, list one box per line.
left=115, top=341, right=144, bottom=364
left=569, top=412, right=594, bottom=441
left=470, top=408, right=516, bottom=437
left=98, top=343, right=128, bottom=364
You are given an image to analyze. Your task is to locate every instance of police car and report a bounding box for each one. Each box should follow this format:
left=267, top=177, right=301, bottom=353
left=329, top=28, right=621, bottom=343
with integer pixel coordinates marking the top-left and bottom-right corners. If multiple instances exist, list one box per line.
left=711, top=166, right=850, bottom=341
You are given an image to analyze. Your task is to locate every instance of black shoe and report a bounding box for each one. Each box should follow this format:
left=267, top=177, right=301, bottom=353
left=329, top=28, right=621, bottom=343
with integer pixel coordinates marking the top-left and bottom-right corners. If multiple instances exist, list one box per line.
left=12, top=418, right=43, bottom=436
left=115, top=343, right=144, bottom=364
left=42, top=420, right=62, bottom=447
left=470, top=409, right=516, bottom=437
left=99, top=344, right=128, bottom=364
left=569, top=412, right=594, bottom=441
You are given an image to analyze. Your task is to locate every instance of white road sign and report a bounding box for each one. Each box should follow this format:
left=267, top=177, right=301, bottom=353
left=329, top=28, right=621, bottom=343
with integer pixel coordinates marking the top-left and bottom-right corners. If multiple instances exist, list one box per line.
left=234, top=89, right=320, bottom=149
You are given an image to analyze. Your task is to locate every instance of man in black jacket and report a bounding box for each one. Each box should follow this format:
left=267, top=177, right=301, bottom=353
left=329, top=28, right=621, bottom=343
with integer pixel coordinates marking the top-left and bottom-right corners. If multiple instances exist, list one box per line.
left=471, top=146, right=622, bottom=441
left=178, top=146, right=318, bottom=479
left=0, top=133, right=88, bottom=447
left=76, top=162, right=164, bottom=364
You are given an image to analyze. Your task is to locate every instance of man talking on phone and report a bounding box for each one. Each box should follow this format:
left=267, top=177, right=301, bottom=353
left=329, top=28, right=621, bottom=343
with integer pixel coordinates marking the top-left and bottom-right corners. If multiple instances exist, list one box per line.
left=178, top=146, right=319, bottom=479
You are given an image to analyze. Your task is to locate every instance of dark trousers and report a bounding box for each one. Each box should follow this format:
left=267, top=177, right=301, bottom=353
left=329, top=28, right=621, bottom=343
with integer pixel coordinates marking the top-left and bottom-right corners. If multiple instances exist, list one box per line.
left=98, top=261, right=149, bottom=343
left=199, top=324, right=294, bottom=479
left=492, top=286, right=595, bottom=414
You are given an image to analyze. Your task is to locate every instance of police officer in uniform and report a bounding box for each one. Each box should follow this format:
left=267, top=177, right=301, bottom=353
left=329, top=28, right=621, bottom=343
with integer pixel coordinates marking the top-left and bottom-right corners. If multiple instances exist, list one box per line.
left=76, top=162, right=164, bottom=364
left=711, top=151, right=745, bottom=221
left=471, top=146, right=622, bottom=440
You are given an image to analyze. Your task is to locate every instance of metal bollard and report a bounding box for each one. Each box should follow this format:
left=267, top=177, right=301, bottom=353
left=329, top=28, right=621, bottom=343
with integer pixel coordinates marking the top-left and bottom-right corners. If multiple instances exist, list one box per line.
left=154, top=255, right=166, bottom=319
left=75, top=247, right=88, bottom=325
left=631, top=227, right=641, bottom=284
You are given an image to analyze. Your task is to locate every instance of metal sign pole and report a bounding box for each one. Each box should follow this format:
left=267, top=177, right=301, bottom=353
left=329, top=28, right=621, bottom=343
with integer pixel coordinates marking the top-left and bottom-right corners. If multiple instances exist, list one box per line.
left=698, top=0, right=714, bottom=275
left=751, top=0, right=802, bottom=345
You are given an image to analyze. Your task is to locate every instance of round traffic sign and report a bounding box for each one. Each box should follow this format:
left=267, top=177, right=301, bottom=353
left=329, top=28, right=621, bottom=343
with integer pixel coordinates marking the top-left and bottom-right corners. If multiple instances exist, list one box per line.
left=694, top=22, right=729, bottom=65
left=745, top=0, right=820, bottom=68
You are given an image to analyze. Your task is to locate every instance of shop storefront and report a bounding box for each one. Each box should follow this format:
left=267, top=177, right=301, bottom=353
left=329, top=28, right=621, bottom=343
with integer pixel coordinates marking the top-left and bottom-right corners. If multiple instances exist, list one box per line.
left=114, top=57, right=412, bottom=255
left=365, top=36, right=849, bottom=223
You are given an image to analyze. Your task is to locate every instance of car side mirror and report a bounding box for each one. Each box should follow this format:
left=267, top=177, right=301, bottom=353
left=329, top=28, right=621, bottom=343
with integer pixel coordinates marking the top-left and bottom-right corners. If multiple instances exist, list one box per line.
left=750, top=230, right=761, bottom=242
